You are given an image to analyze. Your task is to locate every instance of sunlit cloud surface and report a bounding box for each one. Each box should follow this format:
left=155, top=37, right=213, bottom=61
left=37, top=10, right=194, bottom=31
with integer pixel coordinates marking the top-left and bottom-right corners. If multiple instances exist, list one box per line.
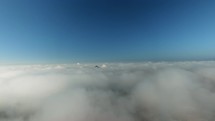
left=1, top=61, right=215, bottom=121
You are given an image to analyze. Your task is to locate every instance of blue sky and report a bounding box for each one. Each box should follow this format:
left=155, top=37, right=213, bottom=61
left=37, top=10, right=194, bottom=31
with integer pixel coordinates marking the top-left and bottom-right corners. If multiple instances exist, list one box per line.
left=0, top=0, right=215, bottom=63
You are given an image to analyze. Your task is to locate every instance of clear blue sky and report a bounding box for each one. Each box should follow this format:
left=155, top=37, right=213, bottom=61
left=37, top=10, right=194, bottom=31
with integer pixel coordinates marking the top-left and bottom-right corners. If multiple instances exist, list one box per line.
left=0, top=0, right=215, bottom=63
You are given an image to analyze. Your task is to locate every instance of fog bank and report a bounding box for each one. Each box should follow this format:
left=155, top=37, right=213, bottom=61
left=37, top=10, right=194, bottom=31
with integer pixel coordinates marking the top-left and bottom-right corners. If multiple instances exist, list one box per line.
left=1, top=61, right=215, bottom=121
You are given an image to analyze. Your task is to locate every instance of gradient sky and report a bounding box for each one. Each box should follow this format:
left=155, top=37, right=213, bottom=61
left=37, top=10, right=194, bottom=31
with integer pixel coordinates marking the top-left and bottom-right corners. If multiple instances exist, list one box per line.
left=0, top=0, right=215, bottom=63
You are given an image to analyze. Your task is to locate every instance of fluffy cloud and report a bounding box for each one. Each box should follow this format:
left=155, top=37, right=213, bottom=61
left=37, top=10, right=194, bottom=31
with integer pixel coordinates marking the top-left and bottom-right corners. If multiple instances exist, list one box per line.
left=1, top=61, right=215, bottom=121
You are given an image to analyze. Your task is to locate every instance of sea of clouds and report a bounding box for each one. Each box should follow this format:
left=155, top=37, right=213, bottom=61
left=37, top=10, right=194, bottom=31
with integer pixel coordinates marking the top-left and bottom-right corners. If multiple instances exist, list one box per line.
left=1, top=61, right=215, bottom=121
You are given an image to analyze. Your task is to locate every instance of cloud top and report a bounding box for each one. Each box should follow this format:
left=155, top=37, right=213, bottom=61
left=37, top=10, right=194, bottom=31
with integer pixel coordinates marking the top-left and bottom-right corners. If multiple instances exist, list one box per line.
left=1, top=61, right=215, bottom=121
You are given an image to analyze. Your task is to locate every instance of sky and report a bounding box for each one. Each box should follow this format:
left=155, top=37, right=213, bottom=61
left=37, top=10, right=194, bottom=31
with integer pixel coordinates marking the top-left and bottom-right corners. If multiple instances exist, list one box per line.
left=0, top=0, right=215, bottom=63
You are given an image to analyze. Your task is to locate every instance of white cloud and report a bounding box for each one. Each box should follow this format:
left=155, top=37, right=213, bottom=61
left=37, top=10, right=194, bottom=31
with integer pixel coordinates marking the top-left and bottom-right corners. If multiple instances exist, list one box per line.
left=1, top=61, right=215, bottom=121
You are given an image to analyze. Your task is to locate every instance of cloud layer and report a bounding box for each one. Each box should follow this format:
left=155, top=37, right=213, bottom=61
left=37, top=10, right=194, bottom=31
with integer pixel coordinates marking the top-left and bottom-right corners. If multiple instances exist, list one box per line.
left=1, top=61, right=215, bottom=121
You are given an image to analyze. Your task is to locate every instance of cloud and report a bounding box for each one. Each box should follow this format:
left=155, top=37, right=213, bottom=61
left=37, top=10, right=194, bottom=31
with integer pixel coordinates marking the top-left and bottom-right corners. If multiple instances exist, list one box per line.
left=1, top=61, right=215, bottom=121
